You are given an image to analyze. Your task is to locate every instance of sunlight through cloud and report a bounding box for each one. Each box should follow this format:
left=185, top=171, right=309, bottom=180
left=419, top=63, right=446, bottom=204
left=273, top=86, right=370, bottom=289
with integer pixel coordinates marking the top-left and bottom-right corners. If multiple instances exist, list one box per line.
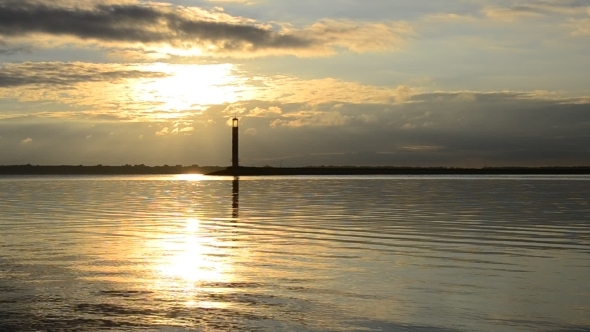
left=132, top=63, right=254, bottom=119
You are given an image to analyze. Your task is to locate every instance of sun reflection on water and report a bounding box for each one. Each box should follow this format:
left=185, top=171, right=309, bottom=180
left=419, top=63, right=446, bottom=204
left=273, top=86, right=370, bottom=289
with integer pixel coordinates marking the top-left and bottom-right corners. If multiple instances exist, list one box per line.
left=175, top=173, right=206, bottom=181
left=152, top=217, right=233, bottom=309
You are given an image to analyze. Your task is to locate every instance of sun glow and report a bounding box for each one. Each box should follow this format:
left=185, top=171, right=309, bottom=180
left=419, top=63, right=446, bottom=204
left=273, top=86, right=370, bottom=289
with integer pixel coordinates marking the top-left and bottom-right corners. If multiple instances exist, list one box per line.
left=133, top=63, right=253, bottom=119
left=147, top=217, right=235, bottom=309
left=156, top=218, right=231, bottom=284
left=176, top=173, right=205, bottom=181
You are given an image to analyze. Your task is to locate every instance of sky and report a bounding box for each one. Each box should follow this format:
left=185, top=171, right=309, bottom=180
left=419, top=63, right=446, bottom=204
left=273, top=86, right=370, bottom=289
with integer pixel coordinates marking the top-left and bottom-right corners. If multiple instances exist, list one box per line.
left=0, top=0, right=589, bottom=167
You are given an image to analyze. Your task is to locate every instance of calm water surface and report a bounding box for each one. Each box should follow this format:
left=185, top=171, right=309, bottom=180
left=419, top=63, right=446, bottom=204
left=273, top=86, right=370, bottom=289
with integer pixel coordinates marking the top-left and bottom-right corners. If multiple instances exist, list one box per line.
left=0, top=175, right=589, bottom=331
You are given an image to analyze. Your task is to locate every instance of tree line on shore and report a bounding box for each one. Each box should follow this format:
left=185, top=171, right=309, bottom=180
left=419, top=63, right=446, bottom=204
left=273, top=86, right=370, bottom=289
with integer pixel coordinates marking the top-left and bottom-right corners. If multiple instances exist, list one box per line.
left=1, top=164, right=589, bottom=175
left=0, top=164, right=224, bottom=175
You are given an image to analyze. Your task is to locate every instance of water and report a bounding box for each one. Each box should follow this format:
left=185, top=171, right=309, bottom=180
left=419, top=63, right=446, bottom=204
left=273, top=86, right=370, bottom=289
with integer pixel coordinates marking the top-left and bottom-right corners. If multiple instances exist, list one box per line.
left=0, top=175, right=589, bottom=331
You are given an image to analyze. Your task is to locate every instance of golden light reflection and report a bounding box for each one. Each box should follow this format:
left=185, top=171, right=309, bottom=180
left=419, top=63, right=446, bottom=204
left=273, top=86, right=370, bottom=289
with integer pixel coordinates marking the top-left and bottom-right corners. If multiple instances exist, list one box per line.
left=132, top=63, right=254, bottom=119
left=175, top=173, right=205, bottom=181
left=152, top=217, right=234, bottom=308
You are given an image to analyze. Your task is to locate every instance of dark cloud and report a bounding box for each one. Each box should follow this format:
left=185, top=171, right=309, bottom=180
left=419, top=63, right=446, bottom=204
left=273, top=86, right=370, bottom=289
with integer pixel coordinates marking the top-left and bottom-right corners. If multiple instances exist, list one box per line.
left=483, top=1, right=590, bottom=21
left=0, top=62, right=167, bottom=87
left=0, top=37, right=30, bottom=54
left=205, top=95, right=590, bottom=167
left=0, top=0, right=314, bottom=52
left=0, top=1, right=410, bottom=56
left=503, top=1, right=588, bottom=15
left=0, top=46, right=31, bottom=55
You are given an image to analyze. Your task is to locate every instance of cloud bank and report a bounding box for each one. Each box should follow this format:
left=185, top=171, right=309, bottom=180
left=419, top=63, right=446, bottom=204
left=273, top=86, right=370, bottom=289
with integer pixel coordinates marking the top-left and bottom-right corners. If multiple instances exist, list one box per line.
left=2, top=85, right=589, bottom=167
left=0, top=0, right=411, bottom=57
left=0, top=62, right=166, bottom=87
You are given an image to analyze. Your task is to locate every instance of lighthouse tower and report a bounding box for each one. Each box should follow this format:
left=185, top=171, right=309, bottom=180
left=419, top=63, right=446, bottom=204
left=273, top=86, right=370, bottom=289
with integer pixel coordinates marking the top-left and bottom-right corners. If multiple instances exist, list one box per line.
left=232, top=117, right=239, bottom=172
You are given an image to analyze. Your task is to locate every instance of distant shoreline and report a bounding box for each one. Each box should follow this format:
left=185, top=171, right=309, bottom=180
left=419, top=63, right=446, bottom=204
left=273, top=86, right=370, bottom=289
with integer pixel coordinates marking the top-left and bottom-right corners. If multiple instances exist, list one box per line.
left=206, top=166, right=590, bottom=176
left=1, top=165, right=589, bottom=176
left=0, top=165, right=224, bottom=175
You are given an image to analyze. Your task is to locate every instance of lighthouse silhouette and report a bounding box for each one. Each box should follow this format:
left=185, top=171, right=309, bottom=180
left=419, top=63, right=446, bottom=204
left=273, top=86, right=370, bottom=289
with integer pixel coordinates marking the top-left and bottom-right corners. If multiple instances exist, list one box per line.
left=231, top=116, right=239, bottom=174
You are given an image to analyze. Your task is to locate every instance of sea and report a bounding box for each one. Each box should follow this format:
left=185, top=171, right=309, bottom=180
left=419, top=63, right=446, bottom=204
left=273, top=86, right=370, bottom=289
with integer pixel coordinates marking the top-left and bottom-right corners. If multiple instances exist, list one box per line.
left=0, top=175, right=589, bottom=331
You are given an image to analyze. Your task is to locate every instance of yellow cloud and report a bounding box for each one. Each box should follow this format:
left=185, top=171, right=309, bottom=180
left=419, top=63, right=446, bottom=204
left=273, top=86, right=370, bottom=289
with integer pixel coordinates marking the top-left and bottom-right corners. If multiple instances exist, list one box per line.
left=247, top=106, right=282, bottom=117
left=482, top=7, right=542, bottom=21
left=255, top=77, right=416, bottom=105
left=567, top=18, right=590, bottom=35
left=270, top=111, right=352, bottom=127
left=424, top=13, right=478, bottom=23
left=207, top=0, right=257, bottom=4
left=179, top=126, right=194, bottom=132
left=295, top=19, right=414, bottom=54
left=0, top=65, right=419, bottom=125
left=155, top=127, right=169, bottom=136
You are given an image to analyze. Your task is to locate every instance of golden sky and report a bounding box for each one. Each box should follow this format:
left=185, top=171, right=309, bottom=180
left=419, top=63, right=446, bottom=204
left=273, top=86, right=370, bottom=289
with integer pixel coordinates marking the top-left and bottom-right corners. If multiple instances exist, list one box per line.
left=1, top=0, right=589, bottom=166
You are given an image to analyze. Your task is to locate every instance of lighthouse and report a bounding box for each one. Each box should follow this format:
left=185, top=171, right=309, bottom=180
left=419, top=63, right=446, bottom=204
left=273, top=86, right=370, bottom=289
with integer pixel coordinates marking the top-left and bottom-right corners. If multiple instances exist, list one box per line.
left=232, top=117, right=239, bottom=172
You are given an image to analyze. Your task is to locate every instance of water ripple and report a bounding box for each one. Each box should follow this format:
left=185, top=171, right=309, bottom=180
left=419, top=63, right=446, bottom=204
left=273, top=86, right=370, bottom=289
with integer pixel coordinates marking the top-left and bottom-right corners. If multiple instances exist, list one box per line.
left=1, top=175, right=589, bottom=331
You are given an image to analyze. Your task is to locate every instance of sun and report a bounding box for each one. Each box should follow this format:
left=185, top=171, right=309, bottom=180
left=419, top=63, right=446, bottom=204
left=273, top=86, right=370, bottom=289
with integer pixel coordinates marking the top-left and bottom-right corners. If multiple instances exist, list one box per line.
left=132, top=63, right=253, bottom=119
